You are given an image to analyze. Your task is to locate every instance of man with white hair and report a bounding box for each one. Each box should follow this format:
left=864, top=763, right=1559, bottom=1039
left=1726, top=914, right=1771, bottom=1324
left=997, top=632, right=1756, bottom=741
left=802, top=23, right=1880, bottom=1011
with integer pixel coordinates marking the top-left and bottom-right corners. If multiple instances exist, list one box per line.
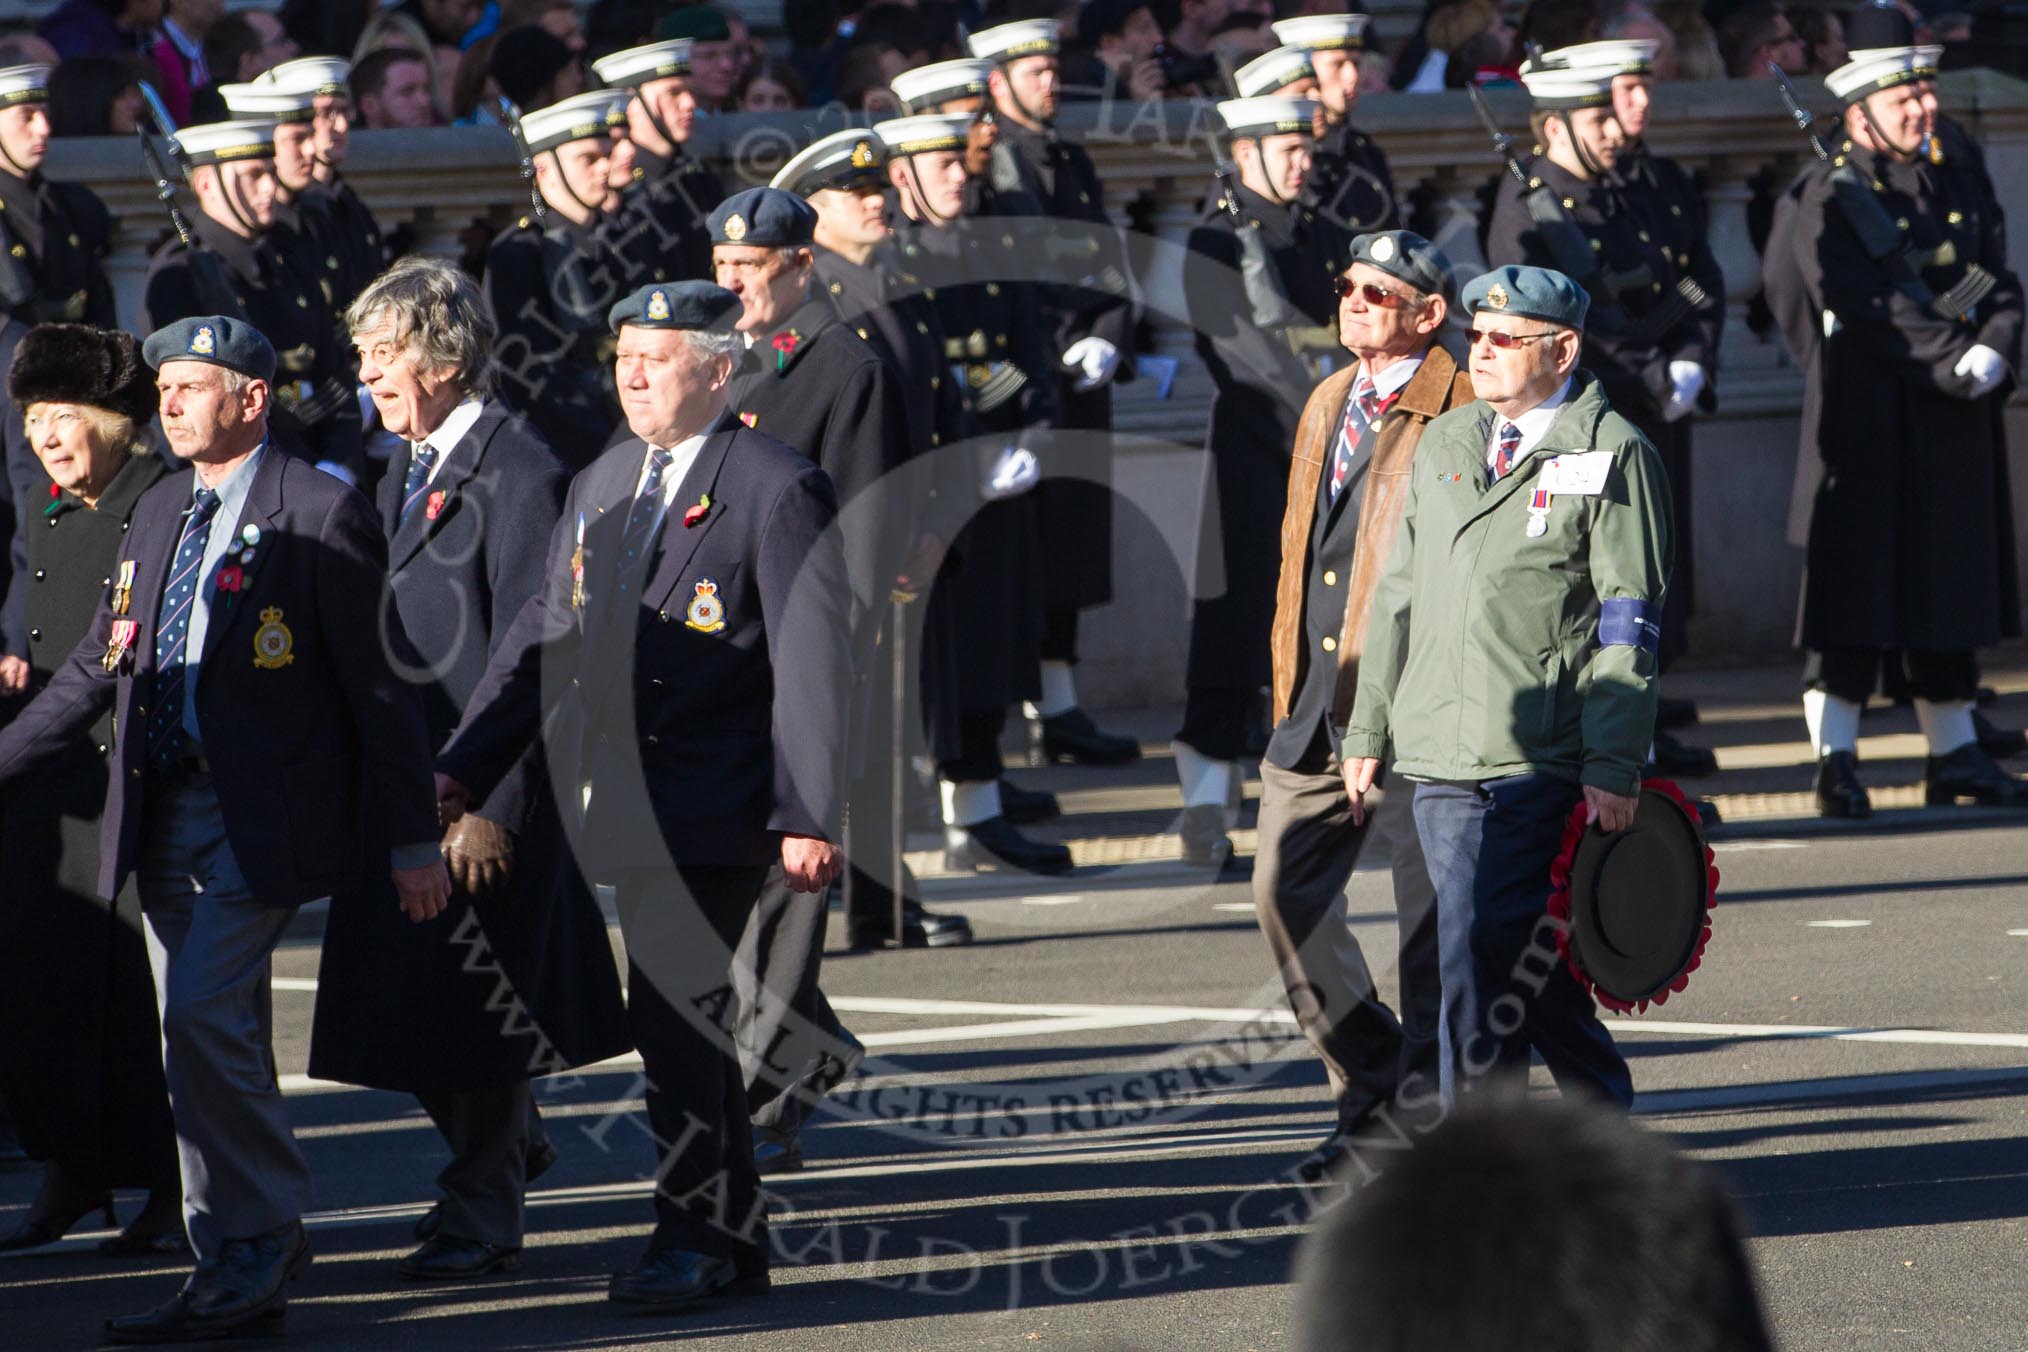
left=437, top=279, right=852, bottom=1309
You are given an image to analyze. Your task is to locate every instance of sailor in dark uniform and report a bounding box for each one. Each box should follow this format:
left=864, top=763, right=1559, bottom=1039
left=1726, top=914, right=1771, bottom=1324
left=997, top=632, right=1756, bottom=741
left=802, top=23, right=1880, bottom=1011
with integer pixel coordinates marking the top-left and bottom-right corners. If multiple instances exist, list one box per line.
left=1271, top=15, right=1400, bottom=236
left=1176, top=96, right=1347, bottom=871
left=482, top=90, right=633, bottom=468
left=1481, top=42, right=1719, bottom=780
left=888, top=57, right=1004, bottom=218
left=139, top=118, right=366, bottom=487
left=594, top=38, right=721, bottom=289
left=1607, top=38, right=1726, bottom=740
left=1762, top=43, right=2028, bottom=812
left=968, top=19, right=1142, bottom=769
left=0, top=61, right=117, bottom=681
left=255, top=58, right=389, bottom=310
left=771, top=129, right=982, bottom=952
left=882, top=112, right=1075, bottom=878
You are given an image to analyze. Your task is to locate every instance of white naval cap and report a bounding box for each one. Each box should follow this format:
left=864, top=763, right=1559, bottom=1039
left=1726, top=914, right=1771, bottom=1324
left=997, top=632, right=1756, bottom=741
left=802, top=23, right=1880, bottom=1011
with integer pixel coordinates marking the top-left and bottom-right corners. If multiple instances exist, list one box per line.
left=1540, top=38, right=1659, bottom=76
left=967, top=18, right=1061, bottom=62
left=1216, top=96, right=1320, bottom=140
left=1518, top=47, right=1620, bottom=108
left=256, top=56, right=352, bottom=98
left=1233, top=46, right=1317, bottom=97
left=220, top=82, right=316, bottom=123
left=1269, top=14, right=1371, bottom=51
left=517, top=89, right=628, bottom=153
left=771, top=128, right=889, bottom=195
left=592, top=38, right=693, bottom=88
left=172, top=119, right=278, bottom=166
left=890, top=58, right=994, bottom=112
left=874, top=112, right=972, bottom=156
left=0, top=64, right=51, bottom=107
left=1829, top=43, right=1944, bottom=100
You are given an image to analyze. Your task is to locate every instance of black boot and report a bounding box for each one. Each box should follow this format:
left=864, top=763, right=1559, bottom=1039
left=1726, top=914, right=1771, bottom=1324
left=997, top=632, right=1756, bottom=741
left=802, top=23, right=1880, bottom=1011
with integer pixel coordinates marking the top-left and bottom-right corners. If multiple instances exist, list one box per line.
left=848, top=901, right=975, bottom=949
left=1656, top=696, right=1700, bottom=730
left=1925, top=743, right=2028, bottom=807
left=1027, top=708, right=1140, bottom=767
left=1814, top=750, right=1871, bottom=818
left=1650, top=728, right=1719, bottom=777
left=1974, top=709, right=2027, bottom=759
left=944, top=816, right=1073, bottom=874
left=1178, top=805, right=1233, bottom=871
left=997, top=778, right=1061, bottom=823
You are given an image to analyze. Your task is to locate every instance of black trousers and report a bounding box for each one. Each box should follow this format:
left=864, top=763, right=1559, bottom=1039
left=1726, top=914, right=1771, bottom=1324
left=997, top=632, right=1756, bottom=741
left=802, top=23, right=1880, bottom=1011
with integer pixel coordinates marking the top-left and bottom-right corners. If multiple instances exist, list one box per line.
left=1039, top=606, right=1079, bottom=665
left=413, top=1083, right=541, bottom=1247
left=939, top=708, right=1008, bottom=785
left=1806, top=647, right=1978, bottom=705
left=1176, top=685, right=1257, bottom=763
left=734, top=864, right=853, bottom=1142
left=614, top=864, right=769, bottom=1267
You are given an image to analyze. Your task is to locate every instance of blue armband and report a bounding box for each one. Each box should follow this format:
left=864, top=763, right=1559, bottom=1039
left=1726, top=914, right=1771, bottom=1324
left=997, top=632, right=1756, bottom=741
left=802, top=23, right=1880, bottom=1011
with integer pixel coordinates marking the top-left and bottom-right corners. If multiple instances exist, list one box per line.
left=1599, top=597, right=1661, bottom=652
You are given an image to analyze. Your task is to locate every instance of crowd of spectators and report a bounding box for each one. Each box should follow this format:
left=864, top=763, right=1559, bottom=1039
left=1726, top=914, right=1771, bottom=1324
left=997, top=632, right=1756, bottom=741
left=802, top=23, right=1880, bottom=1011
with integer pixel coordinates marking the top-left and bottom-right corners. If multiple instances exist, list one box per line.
left=0, top=0, right=1981, bottom=136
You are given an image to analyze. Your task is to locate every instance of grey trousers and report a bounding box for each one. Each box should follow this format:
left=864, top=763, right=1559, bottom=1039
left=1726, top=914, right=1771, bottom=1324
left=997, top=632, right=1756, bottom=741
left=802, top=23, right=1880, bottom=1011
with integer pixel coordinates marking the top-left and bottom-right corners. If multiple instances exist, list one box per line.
left=413, top=1083, right=539, bottom=1247
left=733, top=864, right=854, bottom=1142
left=138, top=777, right=312, bottom=1265
left=1251, top=754, right=1442, bottom=1124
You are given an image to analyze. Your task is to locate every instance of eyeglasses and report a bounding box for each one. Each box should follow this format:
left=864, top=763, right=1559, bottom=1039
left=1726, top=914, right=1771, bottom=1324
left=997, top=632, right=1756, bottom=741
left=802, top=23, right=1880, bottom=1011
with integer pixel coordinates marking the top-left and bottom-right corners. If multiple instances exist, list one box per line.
left=1466, top=328, right=1559, bottom=350
left=1335, top=276, right=1416, bottom=308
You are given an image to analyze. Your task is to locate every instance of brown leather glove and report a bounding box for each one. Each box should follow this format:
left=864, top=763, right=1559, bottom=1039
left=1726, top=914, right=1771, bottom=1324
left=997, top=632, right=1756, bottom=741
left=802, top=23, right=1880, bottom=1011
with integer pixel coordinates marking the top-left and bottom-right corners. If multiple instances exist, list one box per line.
left=442, top=814, right=515, bottom=898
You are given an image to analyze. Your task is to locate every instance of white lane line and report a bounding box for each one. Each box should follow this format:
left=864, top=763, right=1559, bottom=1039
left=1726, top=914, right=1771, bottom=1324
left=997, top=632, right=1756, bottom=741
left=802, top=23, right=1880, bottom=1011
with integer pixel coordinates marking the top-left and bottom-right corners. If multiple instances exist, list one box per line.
left=274, top=977, right=319, bottom=992
left=1211, top=902, right=1254, bottom=913
left=1805, top=919, right=1873, bottom=929
left=1712, top=840, right=1809, bottom=852
left=1617, top=1019, right=2028, bottom=1049
left=1021, top=895, right=1086, bottom=906
left=2008, top=929, right=2028, bottom=937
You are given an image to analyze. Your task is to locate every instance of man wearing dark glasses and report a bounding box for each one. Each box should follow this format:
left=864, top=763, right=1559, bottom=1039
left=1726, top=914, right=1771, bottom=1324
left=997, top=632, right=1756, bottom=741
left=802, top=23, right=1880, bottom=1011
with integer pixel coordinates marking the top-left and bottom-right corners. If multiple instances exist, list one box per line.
left=1253, top=229, right=1470, bottom=1182
left=1345, top=264, right=1673, bottom=1108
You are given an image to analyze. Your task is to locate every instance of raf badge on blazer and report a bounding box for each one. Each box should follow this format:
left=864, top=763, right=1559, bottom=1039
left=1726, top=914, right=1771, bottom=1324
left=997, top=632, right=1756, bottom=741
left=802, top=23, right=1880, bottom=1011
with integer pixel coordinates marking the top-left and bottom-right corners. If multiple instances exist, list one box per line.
left=685, top=578, right=726, bottom=633
left=253, top=607, right=294, bottom=668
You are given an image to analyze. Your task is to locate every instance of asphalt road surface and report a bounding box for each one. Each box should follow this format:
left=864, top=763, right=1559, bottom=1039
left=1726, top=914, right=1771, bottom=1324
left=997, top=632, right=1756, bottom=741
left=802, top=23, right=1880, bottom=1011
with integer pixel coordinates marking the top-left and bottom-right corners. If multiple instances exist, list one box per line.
left=3, top=806, right=2027, bottom=1350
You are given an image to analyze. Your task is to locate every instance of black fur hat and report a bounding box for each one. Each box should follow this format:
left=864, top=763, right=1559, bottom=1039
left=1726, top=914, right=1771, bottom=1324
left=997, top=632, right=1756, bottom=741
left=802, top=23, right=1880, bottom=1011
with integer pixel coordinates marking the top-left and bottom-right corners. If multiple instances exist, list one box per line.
left=8, top=324, right=158, bottom=427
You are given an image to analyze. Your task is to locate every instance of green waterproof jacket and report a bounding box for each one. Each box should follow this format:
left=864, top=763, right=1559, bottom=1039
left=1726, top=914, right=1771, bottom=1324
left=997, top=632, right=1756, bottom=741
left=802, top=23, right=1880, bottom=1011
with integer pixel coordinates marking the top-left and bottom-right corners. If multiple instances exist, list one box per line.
left=1342, top=371, right=1674, bottom=796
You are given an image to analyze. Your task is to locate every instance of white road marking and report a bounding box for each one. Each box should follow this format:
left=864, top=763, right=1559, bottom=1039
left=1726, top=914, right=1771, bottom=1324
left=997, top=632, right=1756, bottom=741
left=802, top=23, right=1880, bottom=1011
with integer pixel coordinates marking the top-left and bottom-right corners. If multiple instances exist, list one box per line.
left=1021, top=895, right=1086, bottom=906
left=1712, top=840, right=1810, bottom=852
left=1805, top=919, right=1873, bottom=928
left=2008, top=929, right=2028, bottom=937
left=1211, top=902, right=1253, bottom=912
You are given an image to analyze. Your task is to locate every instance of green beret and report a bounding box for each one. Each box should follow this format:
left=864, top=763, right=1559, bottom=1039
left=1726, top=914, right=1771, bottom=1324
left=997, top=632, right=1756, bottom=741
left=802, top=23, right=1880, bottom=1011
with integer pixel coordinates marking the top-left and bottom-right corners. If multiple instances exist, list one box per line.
left=609, top=281, right=743, bottom=334
left=141, top=315, right=278, bottom=383
left=1460, top=264, right=1589, bottom=331
left=1349, top=230, right=1454, bottom=304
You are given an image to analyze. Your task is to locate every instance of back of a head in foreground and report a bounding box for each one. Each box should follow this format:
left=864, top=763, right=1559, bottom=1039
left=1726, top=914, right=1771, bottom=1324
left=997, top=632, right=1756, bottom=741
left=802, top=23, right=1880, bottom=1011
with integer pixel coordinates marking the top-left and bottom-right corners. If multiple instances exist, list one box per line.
left=1291, top=1096, right=1775, bottom=1352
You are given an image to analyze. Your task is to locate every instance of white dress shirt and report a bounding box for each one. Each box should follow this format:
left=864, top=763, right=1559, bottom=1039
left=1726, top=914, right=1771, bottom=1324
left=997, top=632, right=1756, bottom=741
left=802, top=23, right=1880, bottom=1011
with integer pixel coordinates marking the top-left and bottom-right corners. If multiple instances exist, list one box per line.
left=630, top=431, right=710, bottom=537
left=416, top=397, right=485, bottom=485
left=1359, top=352, right=1424, bottom=402
left=1484, top=376, right=1573, bottom=474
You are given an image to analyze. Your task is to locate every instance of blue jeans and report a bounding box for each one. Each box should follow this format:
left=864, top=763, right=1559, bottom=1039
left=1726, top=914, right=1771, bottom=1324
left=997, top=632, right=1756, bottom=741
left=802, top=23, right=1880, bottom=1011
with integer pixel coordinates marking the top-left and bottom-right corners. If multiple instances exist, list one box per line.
left=1412, top=775, right=1632, bottom=1108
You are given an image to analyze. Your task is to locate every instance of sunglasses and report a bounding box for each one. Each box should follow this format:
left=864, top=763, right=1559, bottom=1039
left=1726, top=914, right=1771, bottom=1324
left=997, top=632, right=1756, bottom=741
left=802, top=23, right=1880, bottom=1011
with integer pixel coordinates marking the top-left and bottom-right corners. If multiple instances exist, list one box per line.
left=1466, top=328, right=1559, bottom=350
left=1335, top=276, right=1416, bottom=308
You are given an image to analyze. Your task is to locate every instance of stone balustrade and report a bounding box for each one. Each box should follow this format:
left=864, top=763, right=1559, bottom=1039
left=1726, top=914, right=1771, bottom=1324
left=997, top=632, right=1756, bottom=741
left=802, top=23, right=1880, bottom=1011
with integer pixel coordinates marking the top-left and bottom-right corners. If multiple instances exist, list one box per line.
left=39, top=69, right=2028, bottom=705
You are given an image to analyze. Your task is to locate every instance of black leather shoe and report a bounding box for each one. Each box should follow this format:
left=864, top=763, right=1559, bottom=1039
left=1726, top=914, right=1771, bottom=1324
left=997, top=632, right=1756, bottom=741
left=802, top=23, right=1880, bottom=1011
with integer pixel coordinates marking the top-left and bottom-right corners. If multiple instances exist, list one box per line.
left=608, top=1248, right=738, bottom=1308
left=997, top=778, right=1061, bottom=823
left=752, top=1134, right=803, bottom=1175
left=185, top=1221, right=310, bottom=1325
left=1925, top=743, right=2028, bottom=807
left=1815, top=750, right=1872, bottom=818
left=944, top=816, right=1072, bottom=874
left=1178, top=805, right=1233, bottom=871
left=849, top=901, right=975, bottom=948
left=1650, top=729, right=1719, bottom=777
left=104, top=1289, right=287, bottom=1345
left=399, top=1234, right=522, bottom=1280
left=1693, top=797, right=1722, bottom=832
left=418, top=1135, right=557, bottom=1240
left=1656, top=696, right=1700, bottom=730
left=1975, top=709, right=2028, bottom=758
left=1027, top=708, right=1141, bottom=767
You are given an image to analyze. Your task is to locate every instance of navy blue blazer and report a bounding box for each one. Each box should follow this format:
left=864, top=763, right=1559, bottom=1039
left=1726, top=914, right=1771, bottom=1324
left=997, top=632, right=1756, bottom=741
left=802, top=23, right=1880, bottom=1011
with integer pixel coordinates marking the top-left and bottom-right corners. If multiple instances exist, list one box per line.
left=377, top=402, right=568, bottom=831
left=438, top=422, right=852, bottom=874
left=0, top=445, right=442, bottom=907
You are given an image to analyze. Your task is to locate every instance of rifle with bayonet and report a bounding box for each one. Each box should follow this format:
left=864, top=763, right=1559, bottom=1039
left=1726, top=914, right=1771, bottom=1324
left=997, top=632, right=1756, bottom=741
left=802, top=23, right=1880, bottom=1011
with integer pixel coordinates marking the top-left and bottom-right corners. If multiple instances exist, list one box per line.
left=134, top=82, right=247, bottom=321
left=499, top=96, right=545, bottom=223
left=1212, top=156, right=1336, bottom=370
left=1769, top=62, right=1994, bottom=322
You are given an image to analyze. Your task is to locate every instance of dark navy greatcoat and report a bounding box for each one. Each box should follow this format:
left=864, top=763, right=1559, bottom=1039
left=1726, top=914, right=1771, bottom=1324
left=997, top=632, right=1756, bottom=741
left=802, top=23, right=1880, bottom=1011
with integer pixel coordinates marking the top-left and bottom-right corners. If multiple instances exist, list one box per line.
left=0, top=445, right=442, bottom=908
left=437, top=423, right=852, bottom=877
left=308, top=403, right=631, bottom=1093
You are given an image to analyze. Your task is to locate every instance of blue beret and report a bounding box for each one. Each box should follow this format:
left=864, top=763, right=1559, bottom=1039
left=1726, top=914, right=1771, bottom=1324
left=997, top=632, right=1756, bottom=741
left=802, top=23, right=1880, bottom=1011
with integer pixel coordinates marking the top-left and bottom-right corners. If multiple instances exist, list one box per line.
left=608, top=280, right=743, bottom=334
left=1349, top=230, right=1454, bottom=304
left=141, top=315, right=278, bottom=383
left=708, top=186, right=817, bottom=249
left=1460, top=264, right=1590, bottom=331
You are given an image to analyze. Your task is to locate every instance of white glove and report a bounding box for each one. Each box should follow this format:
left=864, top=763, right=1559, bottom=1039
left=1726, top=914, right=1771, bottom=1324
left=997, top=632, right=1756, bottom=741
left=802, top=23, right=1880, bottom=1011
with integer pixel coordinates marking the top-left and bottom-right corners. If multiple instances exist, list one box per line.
left=1954, top=343, right=2008, bottom=398
left=1060, top=336, right=1120, bottom=392
left=980, top=445, right=1039, bottom=500
left=1662, top=360, right=1706, bottom=424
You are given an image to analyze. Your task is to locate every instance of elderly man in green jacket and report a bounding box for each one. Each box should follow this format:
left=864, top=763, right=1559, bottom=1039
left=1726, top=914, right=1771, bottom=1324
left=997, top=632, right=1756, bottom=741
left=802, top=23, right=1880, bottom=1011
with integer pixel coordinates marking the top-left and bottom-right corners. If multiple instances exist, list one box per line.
left=1344, top=264, right=1673, bottom=1108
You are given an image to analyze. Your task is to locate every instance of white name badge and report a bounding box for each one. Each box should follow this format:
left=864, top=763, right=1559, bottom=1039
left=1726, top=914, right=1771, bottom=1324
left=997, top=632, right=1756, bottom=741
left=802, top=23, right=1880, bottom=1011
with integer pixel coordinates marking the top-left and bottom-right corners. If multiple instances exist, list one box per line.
left=1541, top=451, right=1614, bottom=496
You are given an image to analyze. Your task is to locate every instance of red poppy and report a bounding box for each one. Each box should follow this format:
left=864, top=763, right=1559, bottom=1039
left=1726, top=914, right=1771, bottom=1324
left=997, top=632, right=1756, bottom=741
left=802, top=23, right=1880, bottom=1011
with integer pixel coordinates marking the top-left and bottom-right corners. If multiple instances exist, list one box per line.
left=683, top=493, right=712, bottom=528
left=771, top=332, right=798, bottom=355
left=426, top=490, right=447, bottom=521
left=216, top=565, right=243, bottom=593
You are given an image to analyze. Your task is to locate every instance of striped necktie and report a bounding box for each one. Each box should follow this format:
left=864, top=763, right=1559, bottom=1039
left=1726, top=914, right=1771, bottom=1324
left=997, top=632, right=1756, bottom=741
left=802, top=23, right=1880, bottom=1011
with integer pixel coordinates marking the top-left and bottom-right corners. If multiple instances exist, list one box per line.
left=398, top=442, right=438, bottom=525
left=1330, top=377, right=1397, bottom=504
left=615, top=447, right=675, bottom=596
left=1491, top=421, right=1521, bottom=483
left=147, top=487, right=221, bottom=773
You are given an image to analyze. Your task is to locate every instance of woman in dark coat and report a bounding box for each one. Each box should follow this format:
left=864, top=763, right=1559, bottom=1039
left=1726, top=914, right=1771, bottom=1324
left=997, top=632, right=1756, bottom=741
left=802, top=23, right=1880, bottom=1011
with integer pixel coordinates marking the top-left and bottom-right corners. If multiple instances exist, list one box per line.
left=0, top=324, right=184, bottom=1254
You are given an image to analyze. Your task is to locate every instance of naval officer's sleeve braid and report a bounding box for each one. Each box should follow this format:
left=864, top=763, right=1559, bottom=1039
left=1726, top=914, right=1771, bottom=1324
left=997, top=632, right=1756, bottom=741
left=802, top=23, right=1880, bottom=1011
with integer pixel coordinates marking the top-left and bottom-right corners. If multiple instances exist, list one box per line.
left=1580, top=428, right=1673, bottom=796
